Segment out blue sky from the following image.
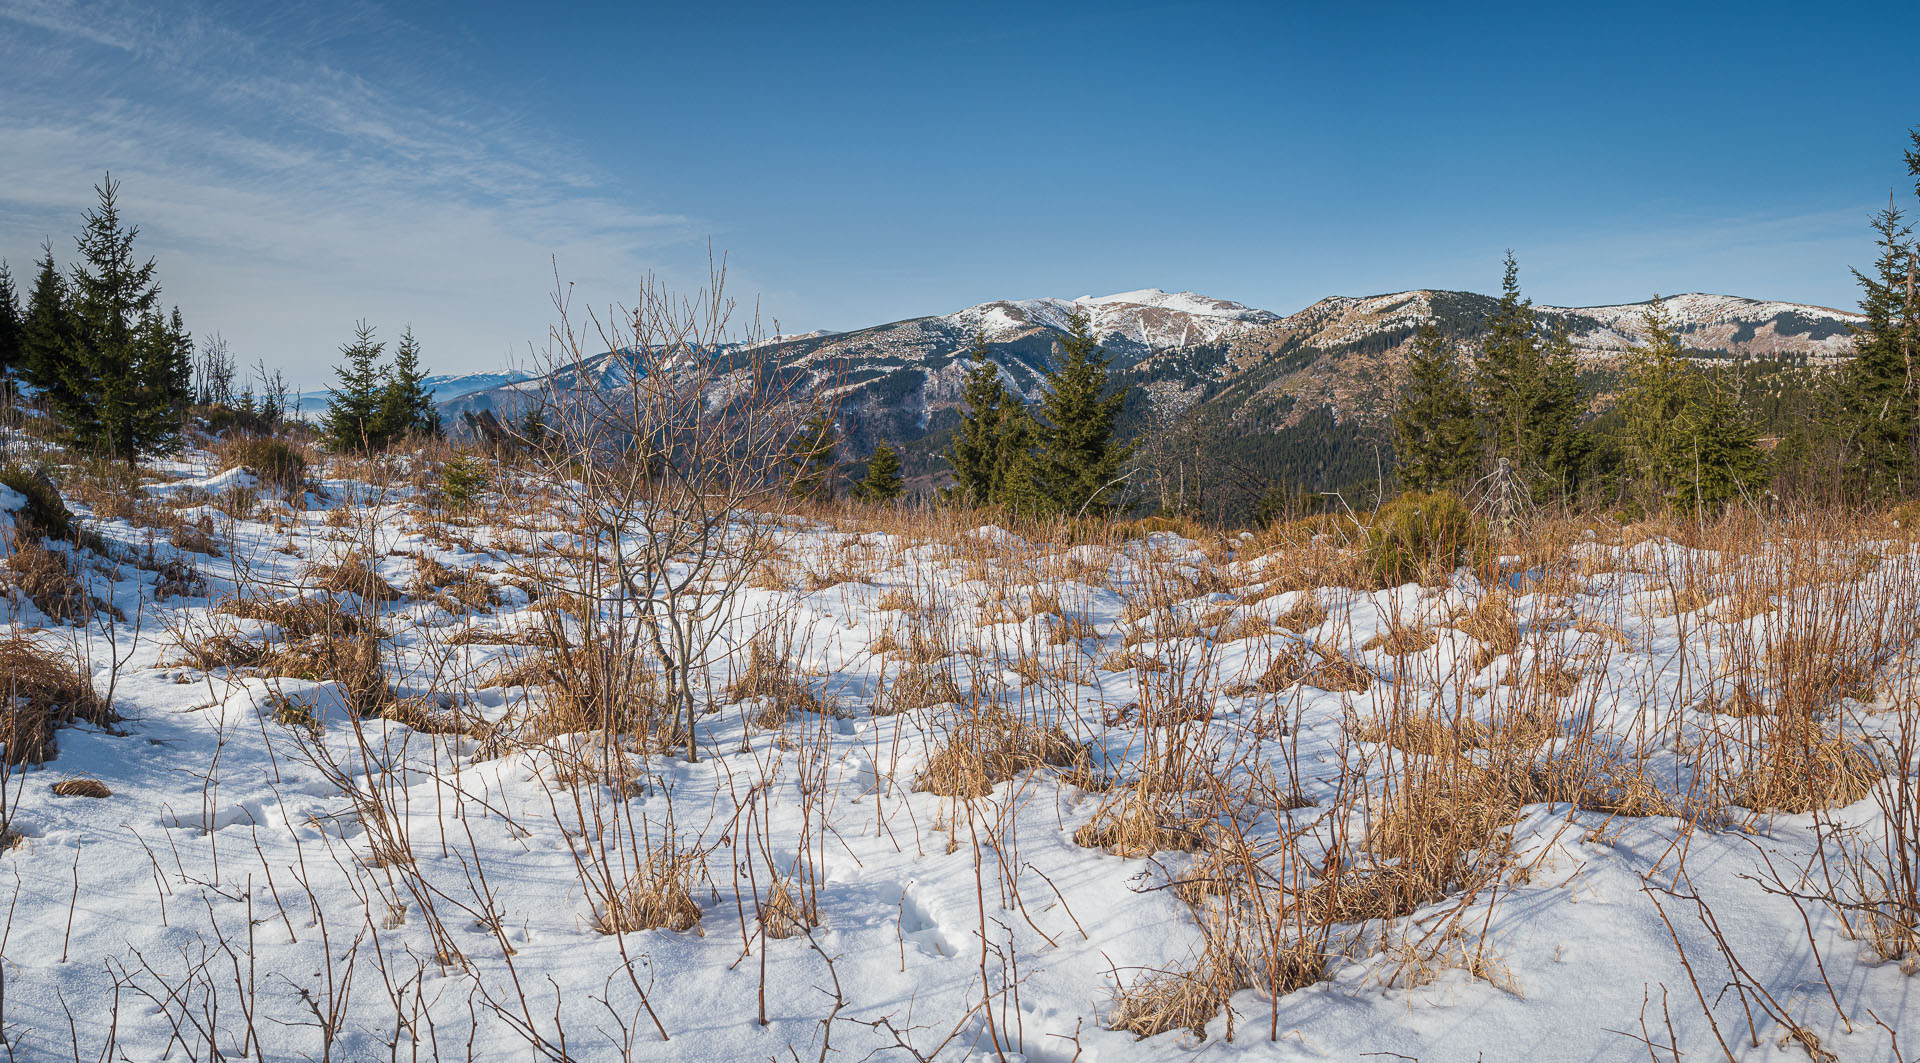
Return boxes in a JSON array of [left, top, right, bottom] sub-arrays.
[[2, 0, 1916, 385]]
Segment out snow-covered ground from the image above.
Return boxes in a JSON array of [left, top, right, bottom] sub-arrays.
[[2, 448, 1918, 1061]]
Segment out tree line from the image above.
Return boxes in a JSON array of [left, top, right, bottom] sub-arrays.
[[0, 174, 312, 460], [1394, 127, 1920, 514], [786, 309, 1135, 517]]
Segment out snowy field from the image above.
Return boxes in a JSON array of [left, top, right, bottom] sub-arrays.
[[3, 446, 1919, 1062]]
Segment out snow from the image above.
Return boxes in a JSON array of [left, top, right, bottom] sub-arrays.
[[2, 451, 1916, 1061]]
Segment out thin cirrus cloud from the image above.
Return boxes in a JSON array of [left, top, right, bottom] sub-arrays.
[[0, 0, 691, 385]]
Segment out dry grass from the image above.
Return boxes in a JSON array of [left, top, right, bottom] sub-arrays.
[[757, 876, 819, 939], [1100, 649, 1169, 673], [0, 637, 112, 765], [916, 709, 1085, 797], [220, 595, 369, 638], [1360, 625, 1437, 655], [307, 555, 404, 601], [1108, 957, 1234, 1040], [595, 849, 703, 934], [877, 666, 962, 714], [1073, 789, 1208, 856], [1275, 593, 1329, 633], [5, 539, 96, 623], [49, 778, 112, 798], [1730, 716, 1878, 814], [726, 638, 825, 726], [1233, 645, 1372, 695]]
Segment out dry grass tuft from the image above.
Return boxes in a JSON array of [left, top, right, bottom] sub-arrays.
[[1100, 649, 1169, 673], [1108, 958, 1234, 1040], [1731, 717, 1878, 814], [757, 877, 818, 939], [50, 777, 113, 798], [219, 595, 368, 638], [307, 555, 404, 601], [1073, 789, 1207, 856], [1276, 593, 1329, 633], [5, 540, 96, 623], [1309, 766, 1524, 922], [1455, 593, 1520, 656], [726, 638, 824, 725], [1353, 712, 1485, 757], [877, 666, 962, 714], [1361, 625, 1437, 655], [916, 709, 1085, 797], [595, 849, 703, 934], [49, 771, 111, 794], [0, 637, 112, 765]]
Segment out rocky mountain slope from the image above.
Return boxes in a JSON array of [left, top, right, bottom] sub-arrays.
[[441, 287, 1859, 501]]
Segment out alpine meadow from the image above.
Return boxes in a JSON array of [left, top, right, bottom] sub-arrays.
[[8, 3, 1920, 1061]]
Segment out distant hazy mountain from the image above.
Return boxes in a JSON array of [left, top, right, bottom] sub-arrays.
[[295, 369, 532, 419]]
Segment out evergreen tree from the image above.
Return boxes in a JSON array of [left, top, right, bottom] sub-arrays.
[[787, 410, 839, 501], [1392, 319, 1481, 491], [322, 322, 389, 452], [945, 331, 1014, 504], [165, 307, 194, 406], [1620, 299, 1769, 512], [19, 242, 72, 404], [1472, 253, 1586, 502], [0, 261, 20, 379], [62, 175, 186, 459], [1021, 310, 1133, 517], [375, 326, 440, 440], [1831, 202, 1916, 498], [854, 439, 905, 502]]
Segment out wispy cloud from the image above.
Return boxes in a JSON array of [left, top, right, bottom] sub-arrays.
[[0, 0, 694, 385]]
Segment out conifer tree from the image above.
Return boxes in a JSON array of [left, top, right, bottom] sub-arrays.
[[0, 261, 20, 379], [1472, 253, 1586, 502], [854, 439, 905, 502], [945, 331, 1014, 504], [1831, 202, 1917, 497], [1022, 310, 1132, 516], [1620, 299, 1769, 512], [165, 307, 194, 405], [1392, 319, 1480, 491], [63, 175, 186, 459], [788, 410, 840, 501], [322, 322, 389, 452], [19, 243, 73, 407], [375, 326, 441, 440]]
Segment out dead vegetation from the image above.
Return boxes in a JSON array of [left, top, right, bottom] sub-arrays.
[[916, 709, 1085, 797], [0, 637, 112, 765]]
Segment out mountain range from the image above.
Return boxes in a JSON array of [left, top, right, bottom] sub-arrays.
[[439, 286, 1860, 508]]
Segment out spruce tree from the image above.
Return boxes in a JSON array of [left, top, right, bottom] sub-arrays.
[[0, 261, 20, 379], [63, 175, 185, 459], [19, 243, 73, 405], [322, 322, 389, 452], [1022, 310, 1132, 517], [1832, 202, 1917, 498], [788, 410, 840, 501], [1472, 253, 1586, 502], [1392, 319, 1480, 491], [165, 307, 194, 406], [854, 439, 905, 502], [946, 331, 1013, 504], [375, 326, 440, 440], [1619, 300, 1768, 512]]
